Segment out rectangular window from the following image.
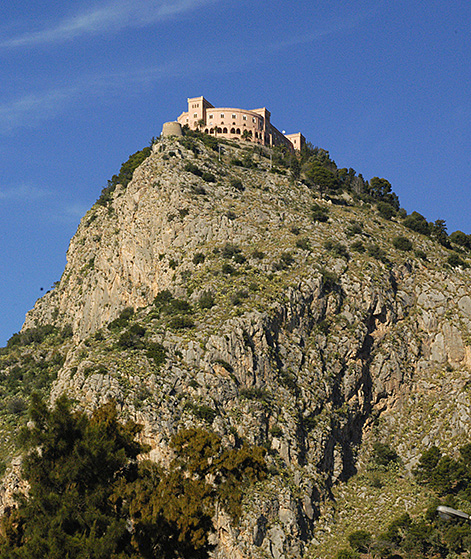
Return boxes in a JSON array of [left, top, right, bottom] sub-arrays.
[[209, 114, 213, 119], [232, 114, 236, 119], [193, 113, 198, 118], [220, 113, 224, 118], [243, 115, 247, 120]]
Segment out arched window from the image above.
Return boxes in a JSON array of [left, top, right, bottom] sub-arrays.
[[217, 127, 222, 133], [255, 132, 258, 139], [210, 128, 214, 134], [230, 128, 235, 134], [204, 129, 209, 134], [236, 128, 241, 134], [223, 127, 228, 133]]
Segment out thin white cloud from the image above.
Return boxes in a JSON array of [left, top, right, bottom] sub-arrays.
[[0, 0, 217, 49], [0, 184, 52, 201], [0, 88, 77, 133], [0, 3, 379, 135]]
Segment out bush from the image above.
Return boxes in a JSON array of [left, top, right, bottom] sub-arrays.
[[118, 324, 146, 349], [202, 171, 216, 183], [169, 316, 195, 329], [377, 201, 397, 220], [448, 253, 468, 268], [221, 243, 242, 259], [146, 342, 166, 367], [230, 178, 244, 191], [199, 291, 215, 309], [251, 249, 265, 259], [403, 211, 430, 235], [367, 244, 389, 263], [273, 252, 294, 271], [311, 203, 329, 222], [231, 290, 249, 306], [345, 222, 362, 237], [193, 252, 206, 265], [372, 442, 398, 467], [348, 530, 372, 552], [97, 146, 151, 205], [221, 263, 236, 275], [450, 230, 470, 248], [324, 240, 349, 259], [107, 307, 134, 330], [187, 404, 217, 423], [296, 237, 311, 250], [392, 236, 413, 251], [351, 240, 365, 253], [184, 161, 203, 177]]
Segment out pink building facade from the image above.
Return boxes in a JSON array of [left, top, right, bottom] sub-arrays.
[[177, 96, 305, 151]]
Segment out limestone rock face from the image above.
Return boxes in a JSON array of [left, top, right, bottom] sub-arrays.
[[8, 136, 471, 557]]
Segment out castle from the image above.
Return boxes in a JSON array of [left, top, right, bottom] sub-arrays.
[[175, 96, 305, 151]]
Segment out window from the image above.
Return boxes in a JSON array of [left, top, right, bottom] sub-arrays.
[[209, 114, 213, 119], [232, 114, 236, 119], [193, 113, 198, 118], [243, 115, 247, 121], [220, 113, 224, 118], [252, 117, 256, 123]]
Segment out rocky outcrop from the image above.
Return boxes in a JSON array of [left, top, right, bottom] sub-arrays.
[[9, 136, 471, 557]]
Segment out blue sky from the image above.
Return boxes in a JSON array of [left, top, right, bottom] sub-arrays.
[[0, 0, 470, 345]]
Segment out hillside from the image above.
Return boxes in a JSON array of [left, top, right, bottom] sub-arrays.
[[1, 132, 471, 558]]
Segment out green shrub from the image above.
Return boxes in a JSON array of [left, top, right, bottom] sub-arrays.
[[231, 290, 249, 306], [97, 146, 151, 205], [222, 263, 236, 275], [251, 249, 265, 259], [311, 203, 329, 222], [448, 253, 468, 268], [372, 442, 398, 467], [351, 240, 365, 253], [345, 222, 362, 237], [118, 324, 146, 349], [334, 549, 360, 559], [202, 171, 216, 183], [221, 243, 242, 259], [107, 307, 134, 330], [392, 236, 413, 251], [348, 530, 372, 552], [367, 244, 389, 263], [199, 291, 215, 309], [240, 387, 271, 403], [296, 237, 311, 250], [193, 252, 205, 265], [289, 226, 301, 235], [324, 240, 349, 259], [320, 269, 338, 292], [146, 342, 166, 367], [187, 404, 217, 423], [377, 201, 397, 220], [403, 211, 430, 235], [169, 316, 195, 329], [233, 253, 246, 264], [273, 252, 294, 270], [230, 178, 244, 191], [269, 425, 283, 438], [184, 161, 203, 177], [450, 230, 470, 248], [414, 249, 428, 260]]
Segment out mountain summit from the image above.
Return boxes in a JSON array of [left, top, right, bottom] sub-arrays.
[[2, 131, 471, 558]]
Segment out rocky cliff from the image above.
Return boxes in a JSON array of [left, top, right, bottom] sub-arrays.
[[2, 134, 471, 557]]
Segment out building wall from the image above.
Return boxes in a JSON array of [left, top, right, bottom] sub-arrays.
[[177, 96, 304, 151]]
